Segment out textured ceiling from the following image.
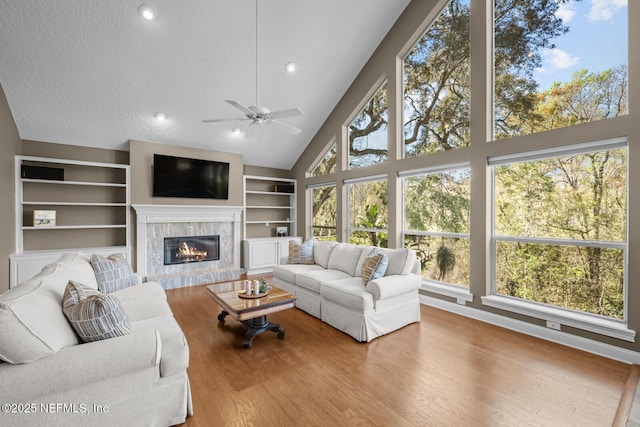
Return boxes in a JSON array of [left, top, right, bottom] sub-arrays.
[[0, 0, 410, 169]]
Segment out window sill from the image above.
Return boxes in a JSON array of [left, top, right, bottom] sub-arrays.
[[481, 295, 635, 342], [422, 280, 474, 303]]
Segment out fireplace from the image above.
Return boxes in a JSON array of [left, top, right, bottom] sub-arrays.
[[164, 235, 220, 266]]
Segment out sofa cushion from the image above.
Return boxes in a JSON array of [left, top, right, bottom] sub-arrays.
[[327, 244, 364, 276], [380, 248, 416, 276], [111, 281, 167, 302], [62, 280, 100, 310], [63, 283, 132, 343], [273, 264, 323, 284], [46, 251, 100, 290], [117, 294, 174, 323], [313, 240, 337, 268], [321, 278, 374, 312], [90, 253, 140, 293], [295, 269, 352, 293], [287, 239, 315, 265], [0, 265, 80, 364], [361, 249, 389, 284]]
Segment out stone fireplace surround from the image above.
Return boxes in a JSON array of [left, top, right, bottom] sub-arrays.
[[132, 204, 243, 289]]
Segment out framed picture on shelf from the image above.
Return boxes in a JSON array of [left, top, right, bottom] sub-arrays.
[[33, 210, 56, 227], [276, 226, 288, 237]]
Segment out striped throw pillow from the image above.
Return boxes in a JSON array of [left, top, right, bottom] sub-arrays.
[[62, 280, 100, 311], [361, 248, 389, 284], [90, 253, 139, 293], [287, 239, 314, 265], [62, 282, 131, 343]]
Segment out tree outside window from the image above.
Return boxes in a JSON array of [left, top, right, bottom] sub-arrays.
[[403, 0, 471, 157], [493, 143, 627, 319], [347, 178, 388, 247], [311, 184, 337, 241], [493, 0, 628, 138], [403, 167, 470, 286], [348, 82, 388, 169]]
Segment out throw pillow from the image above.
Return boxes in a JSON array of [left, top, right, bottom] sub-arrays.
[[361, 248, 389, 284], [62, 280, 100, 311], [90, 253, 139, 293], [287, 239, 314, 265], [63, 292, 132, 343]]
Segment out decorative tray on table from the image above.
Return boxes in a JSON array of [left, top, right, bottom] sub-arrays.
[[237, 289, 270, 299]]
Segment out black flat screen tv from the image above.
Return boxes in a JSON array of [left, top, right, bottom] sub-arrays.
[[153, 154, 229, 199]]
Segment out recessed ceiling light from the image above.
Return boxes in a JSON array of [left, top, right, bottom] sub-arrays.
[[154, 112, 166, 121], [139, 4, 155, 20], [232, 127, 242, 136], [285, 62, 296, 73]]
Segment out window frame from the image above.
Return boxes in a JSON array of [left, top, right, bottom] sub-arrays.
[[400, 162, 473, 301], [307, 181, 337, 241], [484, 137, 633, 341], [345, 174, 388, 246]]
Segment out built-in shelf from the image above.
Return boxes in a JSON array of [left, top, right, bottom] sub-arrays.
[[14, 155, 130, 253], [243, 175, 296, 239]]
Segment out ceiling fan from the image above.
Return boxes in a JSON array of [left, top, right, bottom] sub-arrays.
[[202, 0, 303, 138]]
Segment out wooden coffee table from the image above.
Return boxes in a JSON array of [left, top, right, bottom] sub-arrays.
[[206, 281, 296, 348]]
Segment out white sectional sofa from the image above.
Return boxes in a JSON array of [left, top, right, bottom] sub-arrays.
[[273, 240, 422, 342], [0, 252, 192, 427]]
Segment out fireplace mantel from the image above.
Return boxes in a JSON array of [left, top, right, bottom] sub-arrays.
[[132, 204, 243, 283]]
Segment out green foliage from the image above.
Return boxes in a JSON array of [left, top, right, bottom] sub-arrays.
[[436, 245, 456, 281]]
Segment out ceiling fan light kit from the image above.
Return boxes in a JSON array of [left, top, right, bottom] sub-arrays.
[[201, 0, 303, 138], [138, 4, 155, 20]]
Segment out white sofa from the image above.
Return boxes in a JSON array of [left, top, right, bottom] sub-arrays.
[[0, 252, 192, 427], [272, 240, 422, 342]]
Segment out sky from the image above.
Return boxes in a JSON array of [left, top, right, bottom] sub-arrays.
[[533, 0, 628, 90]]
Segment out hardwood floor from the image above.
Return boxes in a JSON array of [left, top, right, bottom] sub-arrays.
[[167, 282, 631, 426]]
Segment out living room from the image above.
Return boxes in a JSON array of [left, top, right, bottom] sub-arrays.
[[1, 0, 639, 425]]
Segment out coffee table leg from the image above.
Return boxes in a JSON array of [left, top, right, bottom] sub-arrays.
[[217, 310, 229, 322], [241, 316, 286, 348]]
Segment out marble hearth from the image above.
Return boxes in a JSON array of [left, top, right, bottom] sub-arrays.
[[132, 204, 243, 289]]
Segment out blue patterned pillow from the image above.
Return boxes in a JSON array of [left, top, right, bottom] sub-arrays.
[[287, 239, 314, 265], [361, 248, 389, 284], [90, 253, 139, 293]]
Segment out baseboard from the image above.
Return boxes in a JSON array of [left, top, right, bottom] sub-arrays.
[[420, 295, 640, 364]]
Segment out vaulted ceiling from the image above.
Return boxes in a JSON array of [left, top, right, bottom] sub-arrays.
[[0, 0, 410, 169]]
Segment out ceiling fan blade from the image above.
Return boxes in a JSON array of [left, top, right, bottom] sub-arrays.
[[244, 122, 260, 139], [267, 107, 304, 120], [225, 100, 256, 117], [270, 119, 302, 135], [201, 117, 250, 123]]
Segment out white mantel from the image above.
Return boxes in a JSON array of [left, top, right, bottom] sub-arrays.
[[132, 204, 243, 287]]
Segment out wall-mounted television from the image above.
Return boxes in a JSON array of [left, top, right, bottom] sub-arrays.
[[153, 154, 229, 199]]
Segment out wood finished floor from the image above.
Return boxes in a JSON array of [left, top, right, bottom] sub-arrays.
[[167, 282, 631, 427]]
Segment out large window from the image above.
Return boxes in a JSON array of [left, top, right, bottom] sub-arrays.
[[348, 81, 388, 169], [402, 165, 470, 287], [347, 177, 388, 247], [491, 139, 627, 320], [309, 142, 336, 177], [403, 0, 470, 157], [493, 0, 628, 139], [309, 183, 337, 241]]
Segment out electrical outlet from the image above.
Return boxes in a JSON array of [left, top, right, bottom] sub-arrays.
[[456, 298, 466, 305], [546, 320, 561, 330]]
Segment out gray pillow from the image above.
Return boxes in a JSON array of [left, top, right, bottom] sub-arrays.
[[62, 281, 131, 343], [90, 253, 139, 293]]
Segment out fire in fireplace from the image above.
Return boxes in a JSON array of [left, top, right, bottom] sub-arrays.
[[164, 235, 220, 265]]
